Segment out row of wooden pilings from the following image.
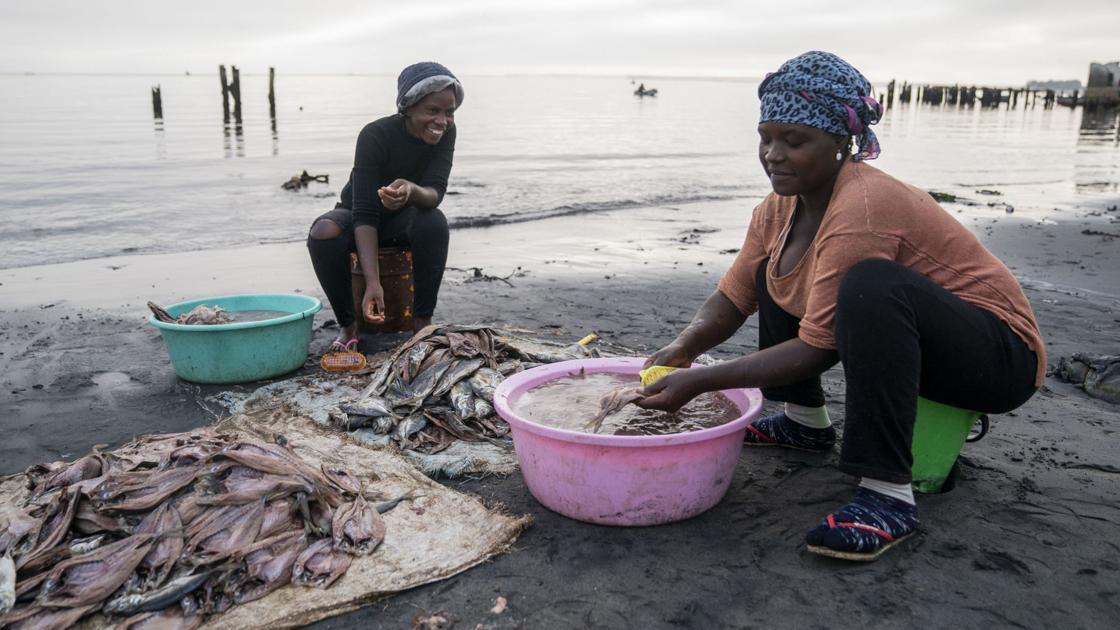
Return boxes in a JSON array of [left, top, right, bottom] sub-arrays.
[[876, 79, 1068, 111], [150, 66, 277, 122]]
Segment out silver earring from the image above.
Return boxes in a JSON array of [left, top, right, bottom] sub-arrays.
[[836, 151, 844, 161]]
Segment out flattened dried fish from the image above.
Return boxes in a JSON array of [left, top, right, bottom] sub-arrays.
[[339, 395, 396, 419], [473, 398, 494, 420], [394, 358, 455, 408], [16, 488, 79, 570], [392, 414, 428, 443], [331, 496, 385, 555], [0, 508, 40, 558], [95, 464, 202, 512], [195, 474, 311, 506], [258, 499, 299, 540], [468, 367, 504, 401], [450, 381, 476, 420], [445, 331, 484, 358], [135, 503, 184, 588], [320, 465, 363, 496], [73, 497, 131, 535], [361, 356, 397, 398], [403, 341, 436, 382], [587, 387, 646, 433], [291, 538, 351, 589], [0, 603, 97, 630], [103, 568, 217, 616], [234, 530, 305, 604], [26, 454, 103, 499], [69, 533, 109, 554], [429, 357, 485, 401], [184, 500, 265, 563], [39, 533, 156, 608]]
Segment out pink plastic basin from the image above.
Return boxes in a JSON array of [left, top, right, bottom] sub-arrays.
[[494, 357, 763, 526]]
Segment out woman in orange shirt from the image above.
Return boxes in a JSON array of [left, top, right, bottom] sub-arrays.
[[639, 51, 1043, 561]]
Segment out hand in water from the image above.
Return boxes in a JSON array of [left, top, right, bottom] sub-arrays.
[[635, 369, 700, 413], [587, 387, 646, 433]]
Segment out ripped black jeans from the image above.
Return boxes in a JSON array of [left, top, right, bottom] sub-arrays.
[[755, 259, 1038, 483], [307, 205, 449, 326]]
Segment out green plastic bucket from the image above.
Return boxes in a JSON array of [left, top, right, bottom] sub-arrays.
[[148, 293, 322, 384], [911, 396, 981, 494]]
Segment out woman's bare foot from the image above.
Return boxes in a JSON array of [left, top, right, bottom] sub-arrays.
[[412, 316, 432, 333]]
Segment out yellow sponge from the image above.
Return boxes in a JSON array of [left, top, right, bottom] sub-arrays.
[[639, 365, 681, 387]]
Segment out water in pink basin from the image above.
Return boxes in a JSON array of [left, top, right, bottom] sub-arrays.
[[493, 357, 763, 526]]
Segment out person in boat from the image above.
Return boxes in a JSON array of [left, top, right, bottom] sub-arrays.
[[638, 82, 646, 94], [638, 51, 1043, 561], [307, 62, 462, 348]]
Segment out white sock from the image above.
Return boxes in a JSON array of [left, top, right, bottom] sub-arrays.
[[860, 477, 916, 505], [783, 402, 831, 429]]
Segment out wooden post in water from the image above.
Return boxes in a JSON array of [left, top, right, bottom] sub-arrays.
[[886, 79, 895, 110], [219, 65, 230, 123], [230, 65, 243, 123], [268, 67, 276, 120], [151, 85, 163, 119]]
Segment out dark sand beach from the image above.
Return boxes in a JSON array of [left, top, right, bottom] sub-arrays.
[[2, 197, 1119, 628]]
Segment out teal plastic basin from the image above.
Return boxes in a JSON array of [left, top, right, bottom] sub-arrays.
[[148, 293, 322, 384]]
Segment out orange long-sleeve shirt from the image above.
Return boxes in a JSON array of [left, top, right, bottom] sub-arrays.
[[718, 160, 1046, 386]]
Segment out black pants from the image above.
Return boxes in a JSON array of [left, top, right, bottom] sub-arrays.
[[755, 259, 1038, 483], [307, 205, 449, 326]]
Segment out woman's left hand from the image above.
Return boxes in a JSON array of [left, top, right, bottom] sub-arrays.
[[378, 179, 413, 210], [635, 368, 704, 413]]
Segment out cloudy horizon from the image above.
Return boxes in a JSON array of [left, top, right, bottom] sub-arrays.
[[3, 0, 1118, 86]]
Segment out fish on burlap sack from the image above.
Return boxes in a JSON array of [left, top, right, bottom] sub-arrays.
[[0, 409, 531, 630]]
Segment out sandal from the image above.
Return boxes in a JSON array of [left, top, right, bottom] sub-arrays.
[[805, 488, 919, 561], [327, 338, 359, 353], [321, 337, 366, 372], [743, 413, 836, 453]]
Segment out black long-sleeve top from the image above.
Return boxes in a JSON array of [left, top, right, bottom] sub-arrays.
[[338, 114, 456, 229]]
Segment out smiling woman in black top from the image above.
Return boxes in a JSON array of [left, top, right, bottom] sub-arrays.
[[307, 62, 463, 347]]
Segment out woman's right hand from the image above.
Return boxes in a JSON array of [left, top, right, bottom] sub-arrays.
[[642, 341, 695, 370], [362, 283, 386, 323]]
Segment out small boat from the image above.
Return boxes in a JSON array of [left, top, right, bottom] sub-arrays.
[[634, 88, 658, 97]]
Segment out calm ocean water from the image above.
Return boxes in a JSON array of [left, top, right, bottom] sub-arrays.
[[0, 73, 1117, 269]]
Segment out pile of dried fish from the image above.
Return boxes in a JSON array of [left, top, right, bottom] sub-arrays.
[[330, 325, 598, 453], [0, 429, 404, 629]]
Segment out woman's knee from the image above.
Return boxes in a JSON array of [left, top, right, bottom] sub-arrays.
[[411, 208, 449, 241], [309, 218, 344, 241]]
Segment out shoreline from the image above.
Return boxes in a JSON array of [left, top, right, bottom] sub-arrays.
[[1, 197, 1116, 313]]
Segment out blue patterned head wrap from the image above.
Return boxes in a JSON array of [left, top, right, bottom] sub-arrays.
[[758, 51, 883, 160], [397, 62, 464, 113]]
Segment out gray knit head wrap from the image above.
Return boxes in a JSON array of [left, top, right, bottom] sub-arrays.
[[396, 62, 464, 113]]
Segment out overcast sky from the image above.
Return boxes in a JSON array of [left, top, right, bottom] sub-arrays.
[[3, 0, 1117, 85]]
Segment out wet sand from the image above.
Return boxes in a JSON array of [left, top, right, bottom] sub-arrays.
[[2, 198, 1119, 627]]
